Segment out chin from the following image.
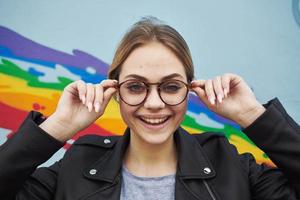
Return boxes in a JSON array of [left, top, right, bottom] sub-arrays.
[[138, 129, 174, 145]]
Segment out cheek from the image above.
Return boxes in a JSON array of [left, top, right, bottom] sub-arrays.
[[172, 101, 188, 121], [119, 102, 136, 126]]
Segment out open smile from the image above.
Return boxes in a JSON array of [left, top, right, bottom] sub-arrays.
[[137, 115, 171, 129]]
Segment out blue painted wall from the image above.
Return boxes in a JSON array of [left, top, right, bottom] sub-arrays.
[[0, 0, 299, 122]]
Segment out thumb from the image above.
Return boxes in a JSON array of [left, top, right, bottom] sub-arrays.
[[191, 80, 213, 107], [100, 87, 117, 112], [192, 86, 207, 103]]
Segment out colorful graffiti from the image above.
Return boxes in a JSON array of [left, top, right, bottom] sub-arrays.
[[0, 26, 273, 166]]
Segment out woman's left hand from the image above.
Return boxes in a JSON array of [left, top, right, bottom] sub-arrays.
[[191, 73, 266, 128]]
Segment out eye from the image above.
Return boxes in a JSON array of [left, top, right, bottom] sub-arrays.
[[161, 81, 183, 93], [125, 81, 146, 93]]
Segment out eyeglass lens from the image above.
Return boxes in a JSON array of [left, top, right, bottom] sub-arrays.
[[119, 80, 188, 106]]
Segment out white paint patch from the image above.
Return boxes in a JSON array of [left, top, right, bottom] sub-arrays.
[[1, 56, 81, 83], [38, 147, 66, 167], [187, 111, 224, 129], [67, 139, 75, 144], [39, 139, 75, 167], [0, 127, 12, 145], [86, 66, 96, 74]]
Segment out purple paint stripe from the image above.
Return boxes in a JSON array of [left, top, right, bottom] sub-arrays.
[[0, 26, 108, 75], [189, 94, 206, 108]]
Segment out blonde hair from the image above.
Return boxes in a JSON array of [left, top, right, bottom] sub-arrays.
[[108, 17, 194, 82]]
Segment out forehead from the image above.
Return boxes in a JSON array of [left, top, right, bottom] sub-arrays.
[[119, 42, 187, 82]]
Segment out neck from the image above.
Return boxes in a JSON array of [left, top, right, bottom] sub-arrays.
[[124, 132, 177, 177]]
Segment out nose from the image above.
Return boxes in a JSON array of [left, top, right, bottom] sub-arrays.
[[143, 86, 165, 109]]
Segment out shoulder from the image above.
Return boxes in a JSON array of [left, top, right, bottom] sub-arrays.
[[62, 135, 122, 160], [192, 131, 225, 143], [178, 127, 227, 145], [187, 130, 254, 173], [179, 127, 231, 150], [190, 131, 241, 157], [73, 134, 121, 149]]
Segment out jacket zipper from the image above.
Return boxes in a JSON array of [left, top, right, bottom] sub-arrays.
[[203, 180, 216, 200]]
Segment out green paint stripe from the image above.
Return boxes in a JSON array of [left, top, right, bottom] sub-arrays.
[[0, 58, 72, 90]]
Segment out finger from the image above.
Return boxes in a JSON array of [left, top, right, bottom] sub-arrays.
[[191, 79, 206, 100], [191, 79, 205, 88], [212, 76, 224, 103], [229, 74, 243, 88], [94, 79, 118, 113], [221, 74, 231, 97], [205, 79, 216, 105], [85, 83, 95, 112], [99, 87, 117, 113], [222, 73, 243, 96], [76, 80, 87, 104], [94, 84, 103, 112], [100, 79, 118, 89], [192, 86, 209, 105]]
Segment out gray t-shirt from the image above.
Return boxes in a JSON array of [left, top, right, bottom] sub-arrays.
[[120, 165, 176, 200]]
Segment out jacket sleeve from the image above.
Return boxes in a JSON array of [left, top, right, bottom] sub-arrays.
[[241, 98, 300, 199], [0, 111, 64, 199]]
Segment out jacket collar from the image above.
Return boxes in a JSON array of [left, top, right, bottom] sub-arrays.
[[83, 128, 130, 183], [84, 127, 215, 182], [175, 127, 215, 179]]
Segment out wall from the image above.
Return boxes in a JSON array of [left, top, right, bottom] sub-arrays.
[[0, 0, 299, 166]]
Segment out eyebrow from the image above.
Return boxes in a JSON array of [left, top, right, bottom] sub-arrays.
[[124, 73, 185, 82]]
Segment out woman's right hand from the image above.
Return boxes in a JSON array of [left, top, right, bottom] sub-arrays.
[[39, 79, 118, 142]]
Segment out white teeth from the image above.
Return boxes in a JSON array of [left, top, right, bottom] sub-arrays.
[[140, 116, 168, 125]]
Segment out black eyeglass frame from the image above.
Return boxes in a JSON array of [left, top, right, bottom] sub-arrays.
[[116, 79, 192, 106]]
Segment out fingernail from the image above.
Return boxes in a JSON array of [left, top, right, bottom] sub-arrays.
[[88, 102, 92, 112], [209, 97, 215, 105], [218, 95, 223, 103], [226, 88, 230, 95], [224, 89, 227, 98], [81, 96, 86, 104], [94, 103, 100, 112]]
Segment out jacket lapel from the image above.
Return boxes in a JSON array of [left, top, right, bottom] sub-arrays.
[[81, 127, 217, 200], [175, 128, 218, 200], [82, 129, 131, 200]]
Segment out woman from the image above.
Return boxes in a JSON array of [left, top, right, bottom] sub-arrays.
[[0, 17, 299, 200]]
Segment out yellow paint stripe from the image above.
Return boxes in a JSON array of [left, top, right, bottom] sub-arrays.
[[229, 135, 274, 166], [0, 74, 60, 98]]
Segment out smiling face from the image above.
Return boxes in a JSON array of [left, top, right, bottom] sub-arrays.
[[118, 41, 188, 145]]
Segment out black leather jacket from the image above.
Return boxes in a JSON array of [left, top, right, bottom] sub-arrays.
[[0, 98, 299, 199]]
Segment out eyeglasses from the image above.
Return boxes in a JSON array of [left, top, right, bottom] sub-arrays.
[[117, 79, 190, 106]]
